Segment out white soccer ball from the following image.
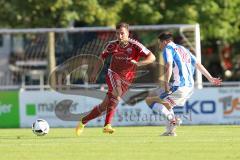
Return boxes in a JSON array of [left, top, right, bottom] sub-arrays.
[[32, 119, 50, 136]]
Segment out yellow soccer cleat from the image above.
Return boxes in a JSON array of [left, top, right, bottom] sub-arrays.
[[75, 121, 85, 136], [103, 124, 115, 134]]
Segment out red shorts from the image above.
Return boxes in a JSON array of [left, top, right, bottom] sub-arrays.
[[106, 69, 130, 98]]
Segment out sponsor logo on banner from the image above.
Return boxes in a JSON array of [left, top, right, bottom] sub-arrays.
[[218, 88, 240, 120], [219, 96, 240, 118], [0, 91, 19, 127], [173, 100, 216, 115], [185, 100, 216, 114], [25, 101, 78, 117], [0, 103, 12, 115], [96, 107, 174, 124]]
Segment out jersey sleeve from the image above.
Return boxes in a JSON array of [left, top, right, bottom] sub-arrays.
[[100, 42, 114, 59], [139, 45, 151, 57], [162, 47, 173, 64], [130, 39, 151, 57]]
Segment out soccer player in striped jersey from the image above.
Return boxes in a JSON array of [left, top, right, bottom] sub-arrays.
[[76, 22, 156, 136], [145, 32, 222, 136]]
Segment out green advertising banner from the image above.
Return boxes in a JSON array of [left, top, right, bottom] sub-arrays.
[[0, 91, 19, 128]]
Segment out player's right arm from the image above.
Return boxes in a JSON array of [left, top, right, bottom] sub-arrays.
[[89, 56, 104, 83], [163, 48, 173, 92], [89, 42, 113, 83]]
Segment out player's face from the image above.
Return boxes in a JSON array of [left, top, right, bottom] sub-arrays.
[[116, 27, 129, 43], [158, 39, 168, 50], [158, 39, 164, 50]]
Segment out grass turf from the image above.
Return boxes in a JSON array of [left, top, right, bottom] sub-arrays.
[[0, 125, 239, 160]]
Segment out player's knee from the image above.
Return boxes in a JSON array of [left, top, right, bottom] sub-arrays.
[[112, 91, 121, 98], [109, 96, 119, 106], [99, 103, 107, 112], [117, 96, 121, 101], [112, 87, 122, 97]]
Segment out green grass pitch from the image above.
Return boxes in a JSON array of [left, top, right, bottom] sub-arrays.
[[0, 125, 239, 160]]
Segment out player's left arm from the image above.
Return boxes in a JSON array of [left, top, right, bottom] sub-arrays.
[[131, 52, 156, 67], [130, 41, 156, 66], [195, 62, 222, 86], [188, 50, 222, 86]]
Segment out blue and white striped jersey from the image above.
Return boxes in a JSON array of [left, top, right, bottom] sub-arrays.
[[163, 42, 197, 87]]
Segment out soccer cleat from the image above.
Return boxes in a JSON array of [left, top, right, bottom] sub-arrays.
[[164, 117, 181, 137], [103, 124, 115, 134], [175, 117, 182, 126], [75, 121, 85, 136]]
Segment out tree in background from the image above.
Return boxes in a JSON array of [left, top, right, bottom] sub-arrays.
[[0, 0, 239, 43], [0, 0, 239, 81]]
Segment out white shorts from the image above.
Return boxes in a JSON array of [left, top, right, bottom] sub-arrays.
[[154, 86, 194, 106]]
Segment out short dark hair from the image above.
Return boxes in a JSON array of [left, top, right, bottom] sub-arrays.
[[158, 31, 173, 41], [116, 22, 129, 30]]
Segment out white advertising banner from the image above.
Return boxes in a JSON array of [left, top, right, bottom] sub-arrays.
[[19, 90, 162, 127], [180, 87, 240, 124], [19, 87, 240, 127]]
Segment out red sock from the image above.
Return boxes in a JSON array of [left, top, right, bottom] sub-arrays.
[[82, 105, 104, 124], [104, 104, 117, 126]]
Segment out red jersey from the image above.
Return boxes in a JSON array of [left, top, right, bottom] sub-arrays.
[[100, 38, 151, 83]]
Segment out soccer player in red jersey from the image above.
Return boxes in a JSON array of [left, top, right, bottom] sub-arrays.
[[76, 22, 156, 136]]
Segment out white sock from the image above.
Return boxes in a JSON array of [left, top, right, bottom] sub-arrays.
[[169, 108, 175, 118], [166, 108, 176, 133], [151, 103, 174, 121]]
